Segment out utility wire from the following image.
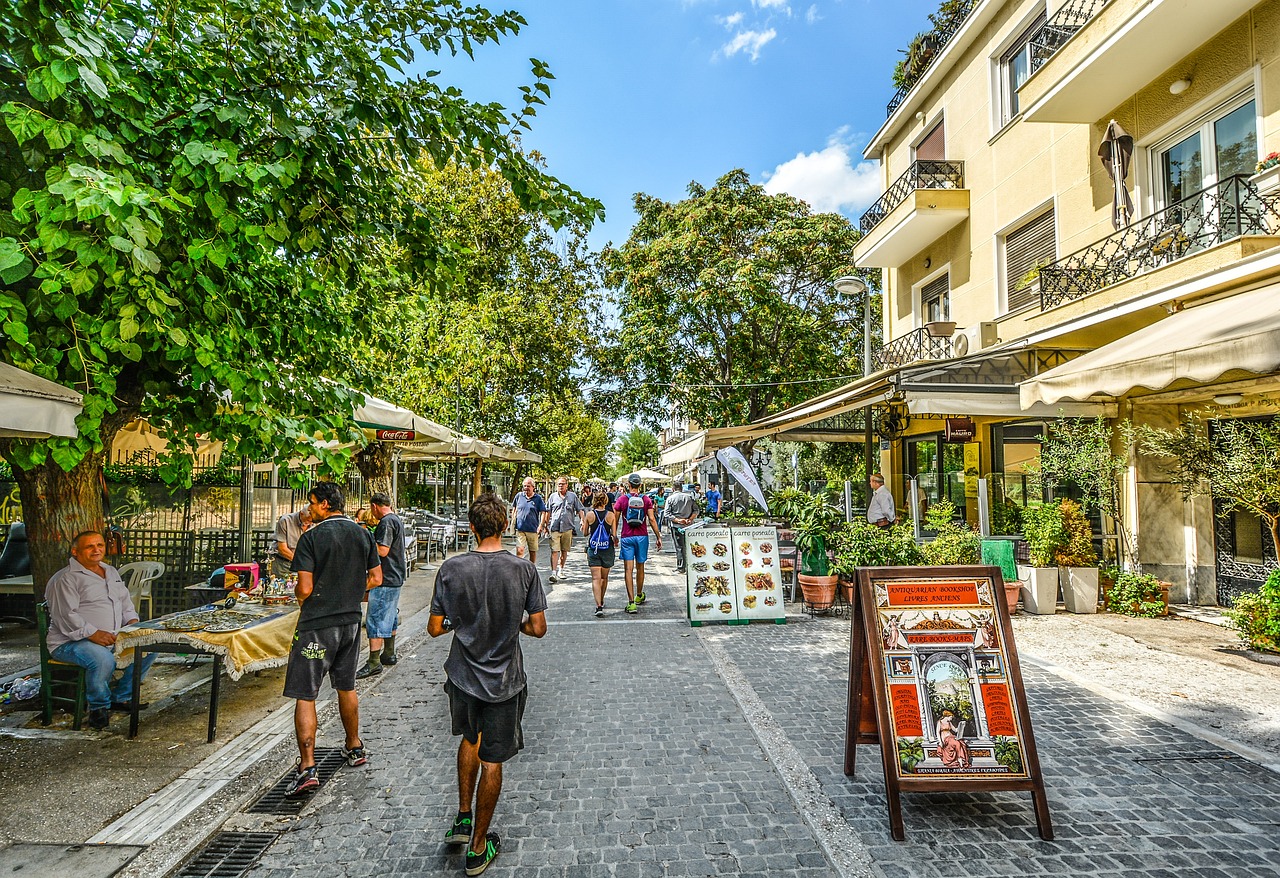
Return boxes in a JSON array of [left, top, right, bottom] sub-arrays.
[[584, 374, 860, 391]]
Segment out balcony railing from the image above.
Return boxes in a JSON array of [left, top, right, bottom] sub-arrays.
[[1038, 174, 1280, 310], [859, 160, 965, 235], [1028, 0, 1111, 75], [876, 327, 954, 370], [885, 0, 979, 117]]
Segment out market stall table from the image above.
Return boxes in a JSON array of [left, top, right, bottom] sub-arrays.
[[114, 601, 299, 742]]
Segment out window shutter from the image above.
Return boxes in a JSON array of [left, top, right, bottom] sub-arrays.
[[1005, 209, 1056, 312], [921, 273, 950, 320]]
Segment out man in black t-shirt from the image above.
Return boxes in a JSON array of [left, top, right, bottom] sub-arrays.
[[429, 492, 547, 877], [357, 492, 406, 679], [283, 482, 382, 797]]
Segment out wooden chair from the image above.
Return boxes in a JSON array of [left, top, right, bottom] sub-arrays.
[[35, 602, 86, 730]]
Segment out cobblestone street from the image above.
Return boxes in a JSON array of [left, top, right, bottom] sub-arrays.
[[238, 547, 1280, 878]]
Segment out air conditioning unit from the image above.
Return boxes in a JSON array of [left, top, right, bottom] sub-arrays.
[[951, 321, 999, 357]]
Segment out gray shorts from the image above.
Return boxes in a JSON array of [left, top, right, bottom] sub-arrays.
[[283, 623, 361, 699], [446, 680, 527, 763]]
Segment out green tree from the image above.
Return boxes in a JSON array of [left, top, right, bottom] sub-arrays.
[[614, 426, 659, 476], [0, 0, 600, 586], [602, 169, 869, 430]]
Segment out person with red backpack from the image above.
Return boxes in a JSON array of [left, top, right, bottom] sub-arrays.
[[612, 473, 662, 615]]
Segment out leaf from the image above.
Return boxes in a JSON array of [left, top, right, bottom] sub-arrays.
[[77, 65, 108, 99], [132, 245, 161, 273], [204, 191, 227, 217], [119, 315, 139, 340], [0, 239, 25, 272], [108, 235, 132, 252], [4, 321, 29, 344], [3, 102, 44, 145], [50, 59, 79, 84]]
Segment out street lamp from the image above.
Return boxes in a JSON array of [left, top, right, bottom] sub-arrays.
[[834, 274, 876, 504]]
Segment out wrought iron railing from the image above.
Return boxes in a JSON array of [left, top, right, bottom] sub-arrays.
[[876, 327, 954, 369], [859, 160, 965, 235], [1038, 174, 1280, 310], [1028, 0, 1111, 75], [886, 0, 979, 117]]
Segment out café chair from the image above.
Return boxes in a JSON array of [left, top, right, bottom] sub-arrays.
[[36, 601, 87, 730], [118, 561, 165, 621]]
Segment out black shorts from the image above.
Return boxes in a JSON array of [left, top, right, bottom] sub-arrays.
[[283, 623, 361, 700], [445, 680, 527, 763], [586, 547, 615, 568]]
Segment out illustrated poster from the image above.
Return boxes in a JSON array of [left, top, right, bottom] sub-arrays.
[[685, 526, 738, 622], [728, 526, 784, 621]]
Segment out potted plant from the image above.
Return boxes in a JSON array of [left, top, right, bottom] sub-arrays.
[[828, 519, 925, 604], [920, 500, 981, 564], [792, 495, 842, 608], [1055, 499, 1099, 613], [1017, 501, 1064, 614], [924, 320, 957, 338], [1252, 151, 1280, 197], [1104, 570, 1168, 617], [1225, 569, 1280, 659]]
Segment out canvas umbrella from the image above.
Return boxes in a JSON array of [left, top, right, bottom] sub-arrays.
[[1099, 119, 1135, 230], [0, 363, 82, 438], [630, 467, 670, 481]]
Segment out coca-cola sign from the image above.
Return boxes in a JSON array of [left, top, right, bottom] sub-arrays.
[[375, 429, 415, 441]]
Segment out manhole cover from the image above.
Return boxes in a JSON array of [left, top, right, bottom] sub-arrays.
[[175, 832, 277, 878], [247, 748, 346, 815]]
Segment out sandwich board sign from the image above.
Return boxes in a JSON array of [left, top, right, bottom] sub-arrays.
[[844, 565, 1052, 841]]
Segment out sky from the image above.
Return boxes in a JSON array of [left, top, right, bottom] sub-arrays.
[[425, 0, 942, 249]]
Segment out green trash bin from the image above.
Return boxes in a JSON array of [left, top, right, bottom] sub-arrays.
[[981, 538, 1017, 583]]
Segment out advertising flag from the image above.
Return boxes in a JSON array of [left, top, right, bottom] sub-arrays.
[[715, 446, 769, 514]]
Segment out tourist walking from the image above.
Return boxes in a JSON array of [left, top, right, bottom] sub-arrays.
[[582, 490, 617, 617], [613, 473, 662, 614], [283, 482, 382, 796], [428, 492, 548, 876], [543, 476, 584, 583], [664, 481, 697, 574], [512, 478, 546, 565], [704, 480, 722, 519], [357, 492, 406, 679]]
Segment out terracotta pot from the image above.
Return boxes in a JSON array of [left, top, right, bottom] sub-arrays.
[[838, 576, 856, 606], [1157, 580, 1172, 616], [1003, 580, 1022, 615], [798, 573, 839, 609]]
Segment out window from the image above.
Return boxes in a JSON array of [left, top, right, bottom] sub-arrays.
[[915, 120, 946, 161], [997, 13, 1046, 127], [1003, 207, 1056, 312], [921, 273, 950, 323], [1155, 94, 1258, 207]]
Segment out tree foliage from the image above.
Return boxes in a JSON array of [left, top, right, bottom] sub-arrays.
[[602, 169, 868, 429], [614, 426, 659, 476]]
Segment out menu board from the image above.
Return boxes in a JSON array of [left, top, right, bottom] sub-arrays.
[[684, 524, 785, 624], [730, 526, 785, 621]]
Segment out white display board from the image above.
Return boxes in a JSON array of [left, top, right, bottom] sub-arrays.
[[684, 524, 785, 625], [730, 526, 785, 621]]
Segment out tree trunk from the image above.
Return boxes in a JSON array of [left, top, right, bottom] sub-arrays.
[[12, 451, 108, 597], [353, 442, 393, 498], [472, 460, 484, 498], [1268, 515, 1280, 565]]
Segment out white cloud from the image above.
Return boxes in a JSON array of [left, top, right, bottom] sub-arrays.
[[762, 130, 882, 216], [805, 4, 820, 24], [753, 0, 791, 10], [718, 28, 778, 62], [719, 11, 744, 27]]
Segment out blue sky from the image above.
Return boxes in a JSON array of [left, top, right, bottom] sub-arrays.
[[427, 0, 941, 248]]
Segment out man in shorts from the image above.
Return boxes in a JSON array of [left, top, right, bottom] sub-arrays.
[[704, 480, 722, 519], [511, 478, 546, 566], [357, 492, 406, 679], [429, 492, 547, 876], [613, 473, 662, 615], [283, 482, 382, 797], [543, 476, 584, 583]]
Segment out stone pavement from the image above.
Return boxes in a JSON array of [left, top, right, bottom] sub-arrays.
[[237, 543, 1280, 878]]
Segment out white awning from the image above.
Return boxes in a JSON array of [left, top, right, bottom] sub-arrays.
[[1020, 285, 1280, 407], [0, 363, 82, 438], [906, 391, 1115, 419], [353, 393, 454, 442], [659, 431, 705, 468]]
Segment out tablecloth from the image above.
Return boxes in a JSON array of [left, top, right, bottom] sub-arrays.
[[114, 603, 300, 680]]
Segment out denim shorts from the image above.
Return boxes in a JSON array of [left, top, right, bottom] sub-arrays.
[[365, 586, 402, 638], [619, 535, 649, 563]]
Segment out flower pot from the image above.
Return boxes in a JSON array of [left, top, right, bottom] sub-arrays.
[[1251, 163, 1280, 197], [839, 575, 857, 606], [1002, 580, 1022, 615], [1017, 565, 1059, 615], [798, 573, 839, 609], [1060, 567, 1099, 614], [1156, 580, 1172, 616], [925, 320, 957, 338]]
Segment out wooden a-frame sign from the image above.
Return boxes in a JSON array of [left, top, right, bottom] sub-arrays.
[[844, 565, 1053, 841]]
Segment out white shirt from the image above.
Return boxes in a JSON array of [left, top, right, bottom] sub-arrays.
[[44, 557, 138, 651], [867, 484, 897, 525]]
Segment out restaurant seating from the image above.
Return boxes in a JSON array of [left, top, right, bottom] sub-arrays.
[[118, 561, 165, 621], [36, 602, 86, 730]]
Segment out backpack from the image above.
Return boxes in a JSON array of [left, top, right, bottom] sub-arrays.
[[588, 511, 612, 552], [625, 494, 647, 527]]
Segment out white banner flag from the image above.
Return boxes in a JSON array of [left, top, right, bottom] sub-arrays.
[[715, 446, 769, 514]]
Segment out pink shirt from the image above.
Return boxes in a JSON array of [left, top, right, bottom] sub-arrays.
[[614, 492, 654, 538]]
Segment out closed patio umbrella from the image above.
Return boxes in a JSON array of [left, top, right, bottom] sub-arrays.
[[1099, 119, 1134, 230]]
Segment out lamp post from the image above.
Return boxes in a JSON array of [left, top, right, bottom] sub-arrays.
[[834, 274, 875, 504]]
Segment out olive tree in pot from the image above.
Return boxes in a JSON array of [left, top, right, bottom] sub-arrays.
[[1018, 501, 1065, 614], [1055, 499, 1100, 613]]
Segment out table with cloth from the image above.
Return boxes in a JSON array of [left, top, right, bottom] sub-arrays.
[[114, 602, 299, 742]]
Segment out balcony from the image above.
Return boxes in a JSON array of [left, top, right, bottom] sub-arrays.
[[854, 161, 968, 268], [1038, 175, 1280, 310], [876, 327, 954, 370], [1019, 0, 1257, 124], [885, 0, 979, 117]]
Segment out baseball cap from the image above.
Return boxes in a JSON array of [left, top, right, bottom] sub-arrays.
[[628, 473, 642, 487]]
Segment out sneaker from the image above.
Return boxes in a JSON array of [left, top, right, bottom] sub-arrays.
[[625, 601, 638, 614], [548, 573, 558, 583], [466, 833, 501, 876], [594, 605, 604, 618], [443, 812, 473, 845], [559, 567, 566, 579], [636, 591, 647, 605], [342, 742, 368, 767], [284, 763, 319, 798]]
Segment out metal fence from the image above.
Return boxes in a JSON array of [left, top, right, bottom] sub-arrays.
[[1028, 0, 1110, 76], [859, 160, 965, 235], [877, 327, 955, 369]]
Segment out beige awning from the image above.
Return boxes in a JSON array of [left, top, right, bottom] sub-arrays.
[[0, 363, 82, 438], [907, 391, 1115, 419], [744, 373, 893, 435], [1020, 285, 1280, 407], [658, 426, 757, 469]]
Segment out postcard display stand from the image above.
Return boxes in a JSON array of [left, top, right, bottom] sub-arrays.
[[684, 525, 786, 625], [844, 565, 1052, 841]]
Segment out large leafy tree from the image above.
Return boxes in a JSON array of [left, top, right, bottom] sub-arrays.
[[0, 0, 600, 586], [602, 169, 869, 430], [614, 426, 659, 476]]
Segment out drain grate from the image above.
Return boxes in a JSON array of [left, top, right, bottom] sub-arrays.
[[175, 832, 278, 878], [247, 748, 346, 814]]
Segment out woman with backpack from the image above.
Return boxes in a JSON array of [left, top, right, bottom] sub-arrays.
[[582, 490, 617, 618]]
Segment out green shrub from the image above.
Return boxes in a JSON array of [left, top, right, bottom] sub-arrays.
[[1021, 501, 1067, 567], [1054, 499, 1097, 567], [1226, 569, 1280, 653], [920, 499, 981, 565], [1105, 571, 1166, 617], [829, 519, 924, 574]]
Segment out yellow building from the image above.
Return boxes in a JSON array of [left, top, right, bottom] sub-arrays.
[[719, 0, 1280, 606]]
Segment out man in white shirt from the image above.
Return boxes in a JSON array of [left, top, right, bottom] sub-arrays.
[[542, 476, 585, 583], [866, 473, 897, 528]]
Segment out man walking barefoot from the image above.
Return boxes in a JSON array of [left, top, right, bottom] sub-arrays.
[[613, 473, 662, 614], [283, 482, 382, 796], [429, 492, 548, 876]]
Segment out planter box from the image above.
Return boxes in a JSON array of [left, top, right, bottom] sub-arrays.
[[1252, 164, 1280, 197], [1060, 567, 1099, 614], [1018, 565, 1059, 615]]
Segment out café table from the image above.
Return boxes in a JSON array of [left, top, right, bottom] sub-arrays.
[[114, 601, 300, 742]]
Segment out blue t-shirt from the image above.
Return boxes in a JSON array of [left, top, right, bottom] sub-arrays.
[[513, 492, 547, 533], [705, 489, 722, 515]]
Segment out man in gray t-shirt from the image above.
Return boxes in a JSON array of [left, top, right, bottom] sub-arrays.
[[357, 493, 407, 679], [429, 492, 547, 874], [664, 481, 697, 574]]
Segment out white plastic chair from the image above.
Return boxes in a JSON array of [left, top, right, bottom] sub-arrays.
[[118, 561, 165, 620]]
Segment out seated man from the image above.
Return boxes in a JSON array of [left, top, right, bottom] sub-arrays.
[[44, 531, 157, 730]]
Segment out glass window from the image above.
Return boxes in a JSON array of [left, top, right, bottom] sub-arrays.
[[921, 273, 950, 323], [1157, 97, 1257, 205], [998, 13, 1046, 127]]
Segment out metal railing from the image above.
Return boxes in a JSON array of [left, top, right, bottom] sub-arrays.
[[1039, 174, 1280, 310], [859, 160, 965, 235], [886, 0, 979, 117], [1028, 0, 1111, 75], [876, 327, 954, 369]]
